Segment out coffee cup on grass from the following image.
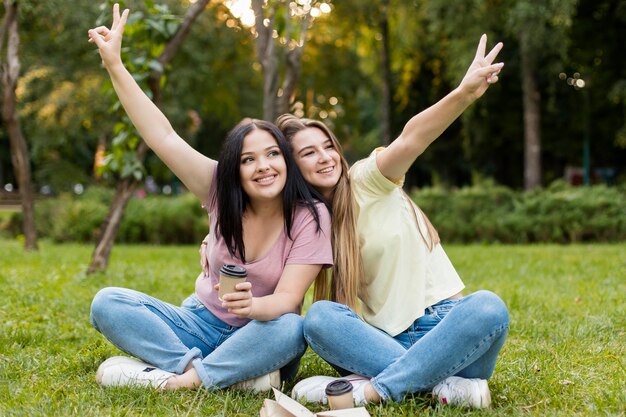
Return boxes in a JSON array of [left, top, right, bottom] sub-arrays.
[[325, 379, 353, 410]]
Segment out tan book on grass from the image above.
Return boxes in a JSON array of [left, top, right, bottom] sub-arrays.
[[259, 388, 370, 417]]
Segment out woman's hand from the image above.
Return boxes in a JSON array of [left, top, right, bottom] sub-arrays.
[[87, 3, 129, 69], [458, 34, 504, 100], [219, 282, 254, 318], [199, 235, 210, 276], [376, 34, 504, 181]]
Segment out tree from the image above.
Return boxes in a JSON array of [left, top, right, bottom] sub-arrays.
[[0, 0, 38, 250], [17, 0, 113, 194], [250, 0, 330, 121], [332, 0, 395, 145], [504, 0, 577, 189], [87, 0, 210, 273], [571, 0, 626, 178], [423, 0, 578, 189]]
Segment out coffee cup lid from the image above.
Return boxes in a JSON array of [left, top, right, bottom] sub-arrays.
[[325, 379, 353, 396], [219, 264, 247, 277]]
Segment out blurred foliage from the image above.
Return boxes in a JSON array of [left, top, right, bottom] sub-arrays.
[[0, 0, 625, 193], [96, 0, 182, 182], [2, 182, 623, 244], [412, 180, 626, 243], [2, 186, 207, 244]]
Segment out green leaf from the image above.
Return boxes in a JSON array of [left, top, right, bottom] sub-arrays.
[[148, 59, 164, 73]]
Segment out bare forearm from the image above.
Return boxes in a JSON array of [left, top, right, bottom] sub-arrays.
[[377, 35, 504, 181], [104, 62, 214, 202], [88, 5, 215, 203], [377, 88, 474, 181], [106, 62, 175, 149], [224, 265, 320, 322], [247, 293, 301, 322], [401, 87, 475, 155]]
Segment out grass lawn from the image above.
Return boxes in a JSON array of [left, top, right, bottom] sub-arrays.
[[0, 238, 624, 416]]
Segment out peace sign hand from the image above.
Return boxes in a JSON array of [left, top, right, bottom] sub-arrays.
[[459, 34, 504, 100], [87, 3, 129, 69]]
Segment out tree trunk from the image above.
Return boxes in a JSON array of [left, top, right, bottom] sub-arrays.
[[1, 0, 38, 250], [252, 0, 278, 122], [380, 0, 392, 145], [276, 9, 309, 117], [520, 33, 542, 190], [88, 0, 210, 273], [87, 179, 136, 272], [253, 0, 309, 122]]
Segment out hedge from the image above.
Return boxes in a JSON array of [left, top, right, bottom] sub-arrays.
[[1, 187, 207, 244], [2, 182, 625, 244], [413, 180, 626, 243]]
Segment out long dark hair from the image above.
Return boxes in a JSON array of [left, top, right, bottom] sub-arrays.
[[214, 119, 329, 262]]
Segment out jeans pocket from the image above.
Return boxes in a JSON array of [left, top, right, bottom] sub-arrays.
[[429, 299, 460, 321], [181, 294, 205, 311]]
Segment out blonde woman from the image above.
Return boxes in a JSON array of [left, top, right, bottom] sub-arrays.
[[277, 35, 509, 408]]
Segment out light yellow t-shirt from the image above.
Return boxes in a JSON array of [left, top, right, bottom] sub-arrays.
[[349, 149, 465, 336]]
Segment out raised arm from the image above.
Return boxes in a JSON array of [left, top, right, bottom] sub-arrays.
[[88, 4, 215, 204], [377, 34, 504, 182]]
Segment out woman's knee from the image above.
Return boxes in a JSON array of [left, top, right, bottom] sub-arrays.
[[274, 312, 304, 334], [470, 290, 510, 328], [89, 287, 132, 329], [303, 300, 344, 340], [269, 313, 307, 356]]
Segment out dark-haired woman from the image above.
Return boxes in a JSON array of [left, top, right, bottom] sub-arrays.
[[88, 4, 332, 391]]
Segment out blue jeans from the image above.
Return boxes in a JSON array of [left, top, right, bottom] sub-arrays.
[[303, 290, 509, 402], [90, 287, 305, 389]]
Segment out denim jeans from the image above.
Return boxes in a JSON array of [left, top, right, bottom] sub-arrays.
[[303, 290, 509, 402], [90, 287, 305, 389]]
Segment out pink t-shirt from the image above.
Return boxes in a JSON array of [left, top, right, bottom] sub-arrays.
[[195, 168, 333, 327]]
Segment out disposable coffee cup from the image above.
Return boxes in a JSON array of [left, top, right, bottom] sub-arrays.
[[325, 379, 353, 410], [218, 264, 247, 301]]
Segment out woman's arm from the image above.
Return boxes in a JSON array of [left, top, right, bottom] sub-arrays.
[[222, 203, 333, 321], [222, 264, 323, 321], [88, 4, 215, 204], [377, 34, 504, 182]]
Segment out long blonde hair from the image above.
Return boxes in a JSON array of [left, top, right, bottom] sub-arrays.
[[276, 114, 364, 310]]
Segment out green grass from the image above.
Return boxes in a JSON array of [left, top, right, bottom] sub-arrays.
[[1, 239, 624, 416]]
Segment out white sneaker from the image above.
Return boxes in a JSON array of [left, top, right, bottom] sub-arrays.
[[95, 356, 174, 389], [432, 376, 491, 408], [231, 369, 281, 393], [291, 374, 370, 406]]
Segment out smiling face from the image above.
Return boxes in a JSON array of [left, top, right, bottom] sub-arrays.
[[291, 127, 342, 200], [239, 128, 287, 203]]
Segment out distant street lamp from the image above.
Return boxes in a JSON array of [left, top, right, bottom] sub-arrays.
[[559, 72, 590, 185]]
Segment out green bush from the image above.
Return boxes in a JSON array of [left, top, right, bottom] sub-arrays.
[[118, 193, 207, 244], [50, 195, 110, 242], [3, 183, 624, 244], [412, 182, 626, 243], [3, 188, 208, 244]]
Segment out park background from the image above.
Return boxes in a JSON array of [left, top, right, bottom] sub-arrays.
[[0, 0, 625, 416]]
